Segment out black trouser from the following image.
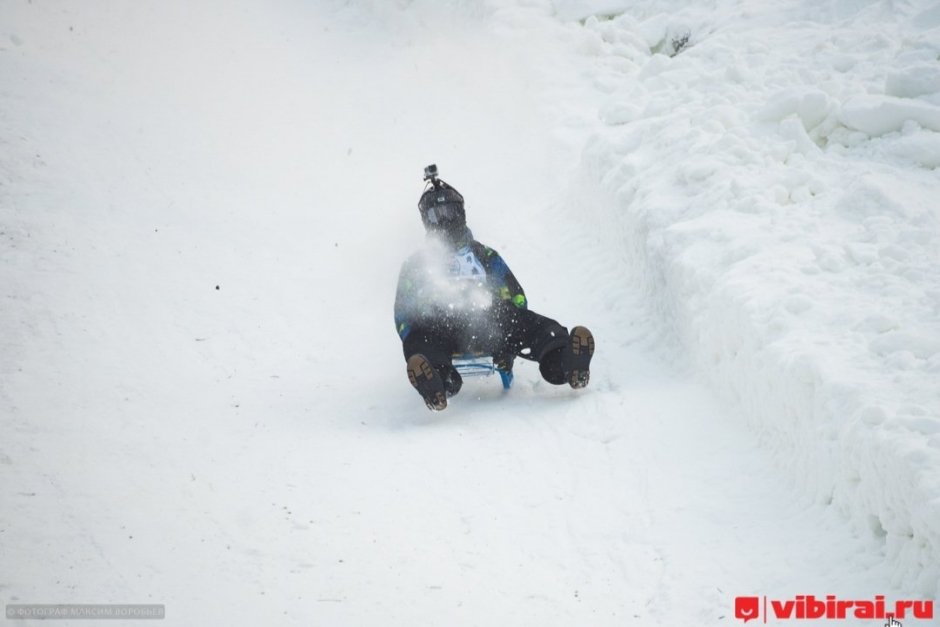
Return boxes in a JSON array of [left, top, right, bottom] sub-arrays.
[[402, 304, 570, 386]]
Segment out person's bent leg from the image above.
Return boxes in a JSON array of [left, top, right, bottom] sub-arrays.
[[495, 307, 568, 384], [496, 306, 594, 388]]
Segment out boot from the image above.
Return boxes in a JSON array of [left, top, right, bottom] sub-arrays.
[[406, 354, 447, 411], [565, 326, 595, 389]]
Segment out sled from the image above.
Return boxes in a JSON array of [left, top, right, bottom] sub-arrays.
[[452, 353, 514, 390]]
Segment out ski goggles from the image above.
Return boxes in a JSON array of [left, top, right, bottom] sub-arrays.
[[424, 202, 464, 225]]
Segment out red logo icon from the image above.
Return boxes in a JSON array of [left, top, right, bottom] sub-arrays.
[[736, 596, 760, 623]]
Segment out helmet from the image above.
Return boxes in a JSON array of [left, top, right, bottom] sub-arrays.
[[418, 165, 466, 235]]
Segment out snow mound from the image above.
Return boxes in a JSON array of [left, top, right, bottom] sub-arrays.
[[758, 88, 835, 132], [840, 95, 940, 136], [552, 0, 633, 21], [564, 0, 940, 600], [886, 64, 940, 99]]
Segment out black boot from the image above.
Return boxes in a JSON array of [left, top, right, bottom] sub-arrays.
[[406, 354, 447, 411], [441, 365, 463, 398]]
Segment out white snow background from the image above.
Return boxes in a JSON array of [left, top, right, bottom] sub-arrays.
[[1, 0, 938, 625]]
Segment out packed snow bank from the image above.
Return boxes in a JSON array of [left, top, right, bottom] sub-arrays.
[[542, 0, 940, 598]]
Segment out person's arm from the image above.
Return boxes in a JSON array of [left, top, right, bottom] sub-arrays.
[[477, 243, 527, 309], [394, 258, 418, 339]]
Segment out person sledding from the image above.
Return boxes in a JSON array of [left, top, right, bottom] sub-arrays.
[[394, 164, 595, 411]]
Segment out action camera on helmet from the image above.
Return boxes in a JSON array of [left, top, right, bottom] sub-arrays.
[[418, 164, 466, 235]]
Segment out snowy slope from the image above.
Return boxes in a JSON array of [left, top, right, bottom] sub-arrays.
[[1, 0, 937, 625]]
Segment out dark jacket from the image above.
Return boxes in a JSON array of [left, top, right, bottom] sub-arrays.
[[394, 229, 526, 341]]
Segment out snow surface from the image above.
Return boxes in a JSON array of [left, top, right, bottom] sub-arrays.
[[1, 0, 938, 625]]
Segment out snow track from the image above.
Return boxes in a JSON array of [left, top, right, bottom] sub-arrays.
[[1, 0, 935, 624]]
